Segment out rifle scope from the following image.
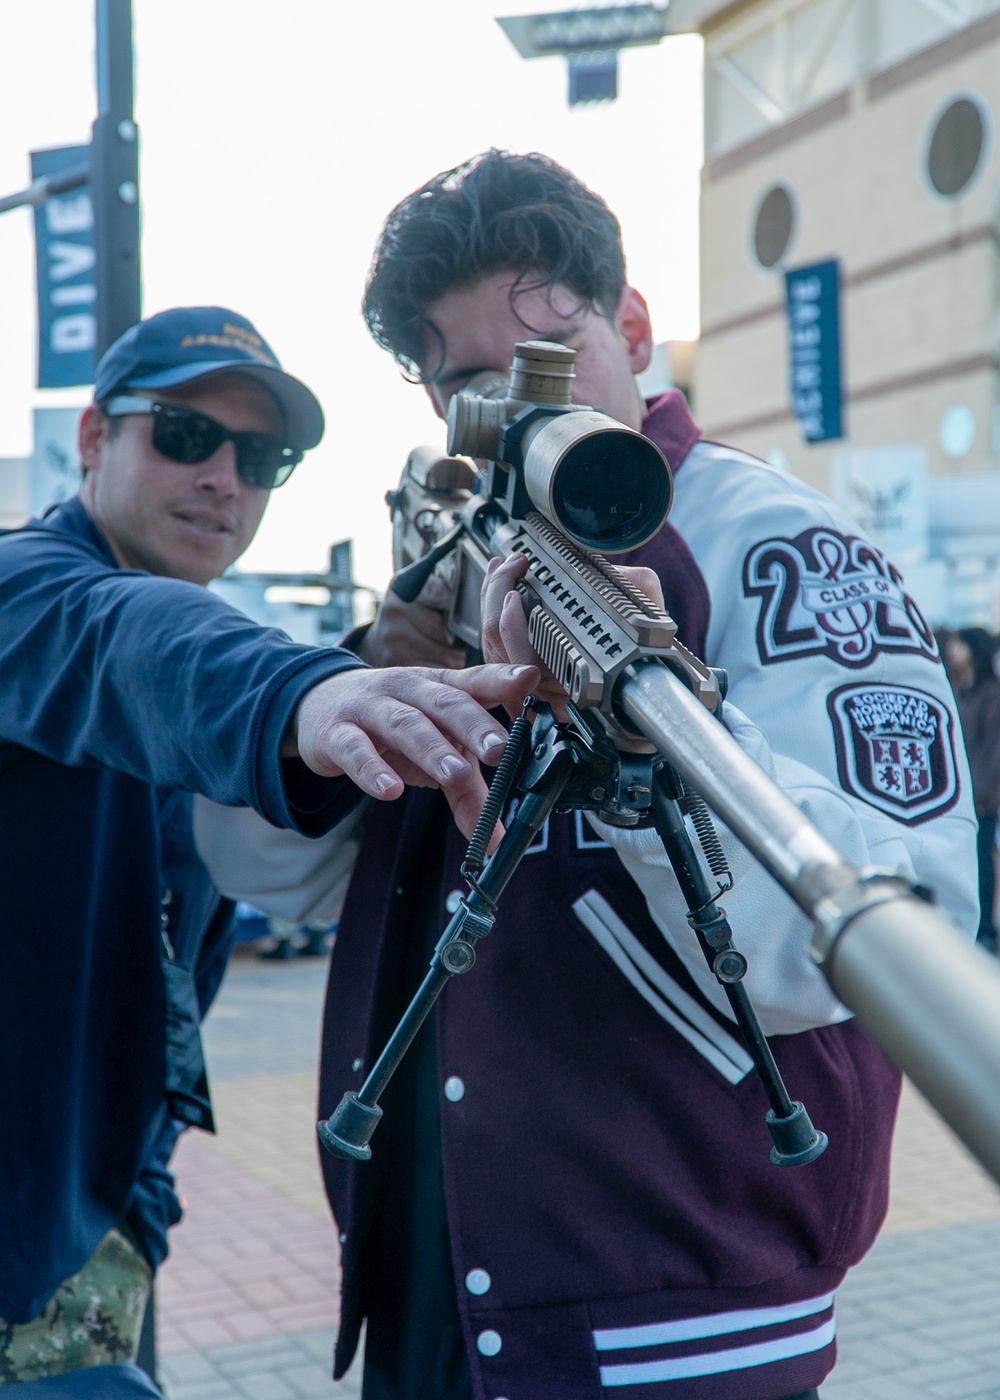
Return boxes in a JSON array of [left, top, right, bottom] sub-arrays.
[[447, 341, 673, 554]]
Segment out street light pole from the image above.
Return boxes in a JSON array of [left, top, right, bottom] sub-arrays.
[[91, 0, 141, 357]]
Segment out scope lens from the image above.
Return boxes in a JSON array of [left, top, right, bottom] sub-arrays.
[[551, 432, 672, 552]]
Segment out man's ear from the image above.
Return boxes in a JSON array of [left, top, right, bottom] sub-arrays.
[[615, 286, 654, 375], [78, 403, 106, 474]]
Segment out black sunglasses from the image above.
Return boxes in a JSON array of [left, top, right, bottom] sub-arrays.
[[102, 396, 303, 490]]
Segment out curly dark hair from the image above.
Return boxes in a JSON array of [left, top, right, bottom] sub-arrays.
[[363, 150, 628, 380]]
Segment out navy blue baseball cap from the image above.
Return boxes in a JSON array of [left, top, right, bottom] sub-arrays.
[[93, 306, 324, 451]]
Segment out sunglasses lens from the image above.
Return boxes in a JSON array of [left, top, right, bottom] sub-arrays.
[[151, 405, 223, 464], [234, 437, 302, 490]]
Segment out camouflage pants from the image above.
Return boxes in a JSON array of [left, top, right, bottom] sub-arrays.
[[0, 1227, 152, 1384]]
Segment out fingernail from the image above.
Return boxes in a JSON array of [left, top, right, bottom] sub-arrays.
[[481, 732, 506, 753], [374, 773, 397, 794], [439, 754, 469, 780], [509, 665, 535, 677]]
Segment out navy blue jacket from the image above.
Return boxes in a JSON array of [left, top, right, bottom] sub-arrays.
[[0, 498, 362, 1323]]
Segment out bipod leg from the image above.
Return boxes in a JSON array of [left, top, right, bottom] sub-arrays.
[[318, 748, 575, 1161], [650, 767, 828, 1167]]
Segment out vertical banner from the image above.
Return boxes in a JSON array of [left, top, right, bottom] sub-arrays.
[[31, 145, 96, 389], [784, 259, 844, 444]]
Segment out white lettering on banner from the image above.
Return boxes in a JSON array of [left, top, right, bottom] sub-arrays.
[[45, 195, 93, 235], [49, 240, 96, 283], [791, 325, 821, 347], [32, 152, 96, 385], [790, 275, 822, 301], [51, 315, 96, 354], [743, 527, 938, 667], [43, 192, 96, 362], [51, 286, 96, 307], [786, 261, 842, 443]]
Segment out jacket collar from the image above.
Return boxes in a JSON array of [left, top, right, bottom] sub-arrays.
[[641, 390, 701, 478], [35, 496, 119, 568]]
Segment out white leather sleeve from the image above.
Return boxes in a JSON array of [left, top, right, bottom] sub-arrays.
[[193, 795, 368, 926], [590, 445, 979, 1035]]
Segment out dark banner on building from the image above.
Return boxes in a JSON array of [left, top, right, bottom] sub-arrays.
[[32, 145, 96, 389], [784, 259, 843, 444]]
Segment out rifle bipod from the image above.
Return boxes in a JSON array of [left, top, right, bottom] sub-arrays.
[[317, 702, 827, 1168]]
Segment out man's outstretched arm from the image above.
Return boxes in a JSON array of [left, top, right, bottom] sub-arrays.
[[0, 529, 536, 838]]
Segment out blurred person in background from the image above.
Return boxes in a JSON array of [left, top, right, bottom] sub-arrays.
[[260, 914, 333, 959], [941, 626, 1000, 951]]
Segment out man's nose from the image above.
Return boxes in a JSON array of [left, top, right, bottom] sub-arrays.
[[193, 439, 241, 495]]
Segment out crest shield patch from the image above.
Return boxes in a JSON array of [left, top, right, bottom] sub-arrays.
[[828, 684, 959, 824]]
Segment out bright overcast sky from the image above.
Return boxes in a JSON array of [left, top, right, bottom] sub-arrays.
[[0, 1, 703, 592]]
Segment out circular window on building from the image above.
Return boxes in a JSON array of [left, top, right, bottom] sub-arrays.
[[751, 184, 796, 270], [925, 95, 991, 199]]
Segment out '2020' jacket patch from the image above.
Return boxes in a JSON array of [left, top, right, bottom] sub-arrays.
[[827, 684, 959, 825], [743, 527, 938, 667]]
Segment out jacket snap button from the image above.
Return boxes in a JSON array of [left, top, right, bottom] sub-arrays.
[[445, 889, 463, 913], [444, 1076, 465, 1102], [476, 1329, 502, 1356], [465, 1268, 491, 1295]]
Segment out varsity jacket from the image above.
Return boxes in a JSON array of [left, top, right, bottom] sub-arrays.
[[199, 393, 978, 1399]]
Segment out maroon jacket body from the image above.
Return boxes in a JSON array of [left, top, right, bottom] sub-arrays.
[[319, 397, 916, 1399]]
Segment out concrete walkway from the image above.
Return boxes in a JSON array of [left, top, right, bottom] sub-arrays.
[[156, 949, 1000, 1399], [156, 956, 361, 1399]]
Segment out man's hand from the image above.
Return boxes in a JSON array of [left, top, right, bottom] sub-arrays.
[[356, 574, 465, 670], [293, 663, 538, 838], [480, 553, 665, 718]]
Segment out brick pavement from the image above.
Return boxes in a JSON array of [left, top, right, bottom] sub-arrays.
[[157, 1131, 338, 1356], [823, 1220, 1000, 1399], [156, 950, 1000, 1399], [156, 952, 362, 1399]]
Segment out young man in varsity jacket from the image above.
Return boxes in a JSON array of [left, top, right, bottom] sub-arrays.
[[197, 152, 978, 1400]]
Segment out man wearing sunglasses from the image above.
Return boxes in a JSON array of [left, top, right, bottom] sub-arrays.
[[0, 305, 536, 1383]]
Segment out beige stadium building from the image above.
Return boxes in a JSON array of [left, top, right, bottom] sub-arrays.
[[665, 0, 1000, 624]]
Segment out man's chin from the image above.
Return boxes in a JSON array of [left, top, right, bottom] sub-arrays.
[[166, 521, 242, 583], [144, 538, 235, 587]]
